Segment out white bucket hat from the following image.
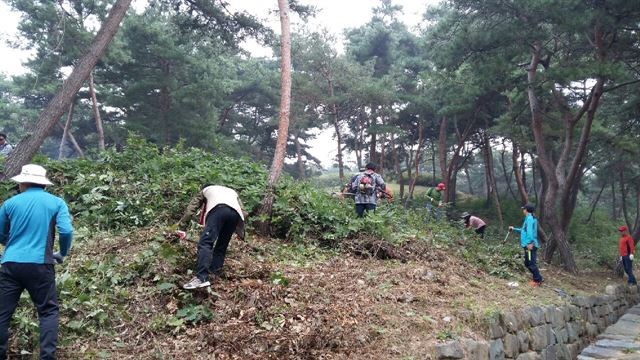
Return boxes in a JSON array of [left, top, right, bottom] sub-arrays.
[[11, 164, 53, 185]]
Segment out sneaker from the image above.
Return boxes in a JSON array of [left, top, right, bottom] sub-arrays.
[[183, 277, 210, 290]]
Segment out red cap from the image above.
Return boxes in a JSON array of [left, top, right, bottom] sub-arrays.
[[618, 226, 628, 232], [437, 182, 446, 190]]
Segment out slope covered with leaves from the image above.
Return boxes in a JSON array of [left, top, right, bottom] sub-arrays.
[[1, 137, 617, 359]]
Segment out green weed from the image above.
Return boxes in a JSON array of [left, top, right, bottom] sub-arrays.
[[436, 329, 457, 341]]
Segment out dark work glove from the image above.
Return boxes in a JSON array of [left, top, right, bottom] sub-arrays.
[[53, 252, 64, 264]]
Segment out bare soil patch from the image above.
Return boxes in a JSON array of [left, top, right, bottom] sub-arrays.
[[55, 231, 618, 359]]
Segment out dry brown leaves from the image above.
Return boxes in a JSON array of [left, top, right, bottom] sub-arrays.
[[57, 232, 617, 360]]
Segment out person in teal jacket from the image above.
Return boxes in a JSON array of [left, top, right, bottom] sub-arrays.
[[509, 203, 543, 286], [0, 164, 73, 360]]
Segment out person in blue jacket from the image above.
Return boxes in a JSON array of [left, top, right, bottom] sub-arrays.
[[0, 164, 73, 360], [509, 203, 544, 286]]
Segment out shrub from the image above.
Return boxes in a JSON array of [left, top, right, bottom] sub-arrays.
[[399, 174, 442, 187], [7, 134, 433, 245]]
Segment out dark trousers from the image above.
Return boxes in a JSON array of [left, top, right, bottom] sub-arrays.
[[475, 225, 486, 238], [524, 248, 543, 283], [622, 256, 637, 285], [355, 203, 376, 218], [0, 263, 58, 360], [196, 206, 240, 282]]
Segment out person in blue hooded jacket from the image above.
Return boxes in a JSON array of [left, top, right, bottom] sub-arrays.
[[509, 203, 544, 286], [0, 164, 73, 360]]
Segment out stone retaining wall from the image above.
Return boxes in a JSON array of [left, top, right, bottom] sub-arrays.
[[433, 284, 640, 360]]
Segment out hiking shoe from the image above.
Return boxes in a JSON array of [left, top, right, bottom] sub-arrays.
[[528, 281, 542, 287], [183, 277, 210, 290]]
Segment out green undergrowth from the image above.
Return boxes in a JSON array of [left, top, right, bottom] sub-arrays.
[[569, 208, 620, 268], [435, 219, 524, 279], [8, 226, 196, 357], [0, 135, 435, 246], [456, 196, 621, 270], [0, 135, 616, 356]]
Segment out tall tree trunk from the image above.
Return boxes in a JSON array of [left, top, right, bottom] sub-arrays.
[[159, 59, 171, 146], [620, 169, 631, 229], [449, 172, 458, 204], [464, 166, 473, 195], [438, 117, 448, 188], [521, 151, 527, 192], [217, 106, 233, 131], [532, 156, 539, 205], [334, 120, 344, 181], [585, 182, 606, 224], [295, 132, 305, 179], [391, 133, 404, 199], [369, 116, 377, 164], [56, 122, 85, 158], [536, 158, 546, 222], [2, 0, 131, 178], [405, 122, 425, 208], [355, 113, 363, 169], [500, 141, 517, 201], [632, 183, 640, 243], [526, 33, 606, 273], [483, 147, 491, 202], [89, 71, 105, 151], [612, 182, 617, 220], [441, 117, 475, 203], [405, 149, 412, 196], [327, 78, 344, 182], [512, 143, 529, 204], [482, 132, 504, 227], [378, 133, 386, 176], [431, 142, 436, 181], [59, 102, 75, 160], [257, 0, 291, 235]]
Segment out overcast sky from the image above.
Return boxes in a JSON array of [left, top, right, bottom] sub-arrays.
[[0, 0, 440, 168]]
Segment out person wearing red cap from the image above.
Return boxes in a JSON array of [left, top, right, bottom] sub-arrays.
[[618, 226, 637, 285], [425, 182, 446, 221]]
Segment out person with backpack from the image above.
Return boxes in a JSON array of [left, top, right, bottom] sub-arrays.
[[461, 212, 487, 238], [618, 226, 637, 285], [340, 167, 365, 200], [351, 162, 385, 217], [0, 164, 73, 360], [176, 184, 246, 290], [425, 182, 446, 220], [509, 204, 544, 287]]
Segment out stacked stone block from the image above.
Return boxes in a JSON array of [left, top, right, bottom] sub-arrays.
[[432, 284, 640, 360]]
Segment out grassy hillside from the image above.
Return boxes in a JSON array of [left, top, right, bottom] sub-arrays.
[[1, 137, 622, 359]]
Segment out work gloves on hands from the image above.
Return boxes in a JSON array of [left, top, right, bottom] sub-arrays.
[[631, 254, 635, 261], [176, 230, 186, 240], [53, 252, 64, 264]]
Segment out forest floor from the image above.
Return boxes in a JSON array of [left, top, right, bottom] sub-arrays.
[[41, 227, 620, 360]]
